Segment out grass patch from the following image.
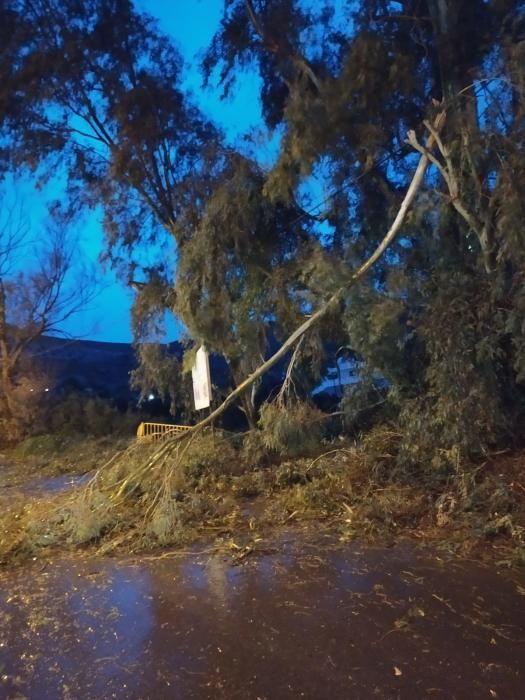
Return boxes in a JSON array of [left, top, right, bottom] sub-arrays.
[[13, 433, 69, 458], [2, 434, 132, 487]]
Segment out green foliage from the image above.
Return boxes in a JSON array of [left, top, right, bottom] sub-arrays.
[[40, 394, 139, 438], [203, 0, 525, 471], [13, 433, 67, 458], [341, 378, 388, 435], [242, 428, 271, 467], [360, 425, 402, 479], [3, 425, 525, 564], [181, 429, 240, 480], [147, 494, 186, 546], [62, 491, 115, 545], [171, 155, 312, 376], [2, 0, 525, 475], [395, 268, 508, 472], [257, 401, 325, 458], [130, 343, 183, 416]]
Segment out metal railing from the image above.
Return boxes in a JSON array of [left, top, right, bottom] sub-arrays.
[[136, 422, 191, 442]]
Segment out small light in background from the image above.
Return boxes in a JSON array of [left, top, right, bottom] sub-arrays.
[[44, 388, 49, 392], [148, 393, 155, 401]]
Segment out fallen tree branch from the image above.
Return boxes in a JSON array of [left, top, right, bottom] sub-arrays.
[[277, 334, 304, 405], [147, 110, 446, 457]]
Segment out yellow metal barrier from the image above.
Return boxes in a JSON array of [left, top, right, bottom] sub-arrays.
[[136, 422, 191, 442]]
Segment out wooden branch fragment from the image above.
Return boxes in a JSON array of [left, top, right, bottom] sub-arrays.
[[244, 0, 269, 45], [292, 54, 322, 93], [423, 118, 449, 160], [405, 129, 452, 189], [277, 334, 304, 404]]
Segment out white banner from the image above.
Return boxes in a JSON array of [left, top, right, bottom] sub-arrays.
[[191, 346, 212, 410]]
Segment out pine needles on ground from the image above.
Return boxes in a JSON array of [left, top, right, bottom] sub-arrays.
[[2, 418, 525, 567]]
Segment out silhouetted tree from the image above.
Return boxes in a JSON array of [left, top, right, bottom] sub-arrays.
[[0, 201, 95, 440]]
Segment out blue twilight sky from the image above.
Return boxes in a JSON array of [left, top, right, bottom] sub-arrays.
[[15, 0, 265, 343]]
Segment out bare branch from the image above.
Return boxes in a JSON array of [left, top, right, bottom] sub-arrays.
[[0, 198, 30, 277], [422, 118, 449, 161], [277, 334, 304, 405], [0, 216, 99, 437], [405, 129, 451, 189], [244, 0, 269, 46]]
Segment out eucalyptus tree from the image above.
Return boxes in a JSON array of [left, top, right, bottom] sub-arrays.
[[3, 0, 525, 460], [203, 0, 525, 465]]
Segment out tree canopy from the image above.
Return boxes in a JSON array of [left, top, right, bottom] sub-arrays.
[[1, 0, 525, 465]]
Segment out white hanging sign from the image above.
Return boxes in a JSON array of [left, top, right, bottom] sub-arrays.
[[191, 346, 212, 410]]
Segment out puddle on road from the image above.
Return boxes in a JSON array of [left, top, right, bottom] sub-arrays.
[[17, 474, 90, 497], [0, 469, 89, 500], [0, 537, 524, 699]]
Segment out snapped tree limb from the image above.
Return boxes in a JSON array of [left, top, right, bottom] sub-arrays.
[[406, 119, 494, 272]]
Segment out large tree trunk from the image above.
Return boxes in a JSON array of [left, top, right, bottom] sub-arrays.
[[428, 0, 460, 104]]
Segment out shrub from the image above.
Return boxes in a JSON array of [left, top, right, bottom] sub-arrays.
[[257, 401, 326, 458], [42, 393, 141, 437], [13, 433, 68, 458], [181, 429, 240, 480]]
